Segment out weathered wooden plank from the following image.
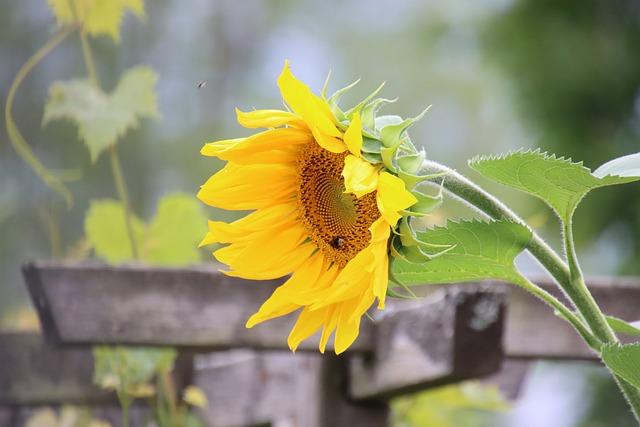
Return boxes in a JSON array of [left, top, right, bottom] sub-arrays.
[[193, 351, 389, 427], [0, 332, 194, 405], [0, 332, 113, 405], [349, 286, 505, 401], [23, 261, 373, 352], [504, 277, 640, 359]]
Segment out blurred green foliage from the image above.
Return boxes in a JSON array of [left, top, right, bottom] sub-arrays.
[[392, 381, 509, 427], [483, 0, 640, 273]]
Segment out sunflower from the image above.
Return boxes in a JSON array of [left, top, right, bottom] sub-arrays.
[[198, 61, 429, 354]]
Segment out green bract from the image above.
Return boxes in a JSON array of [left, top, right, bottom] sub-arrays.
[[323, 81, 452, 283]]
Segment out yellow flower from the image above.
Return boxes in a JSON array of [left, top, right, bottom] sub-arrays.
[[198, 61, 417, 354]]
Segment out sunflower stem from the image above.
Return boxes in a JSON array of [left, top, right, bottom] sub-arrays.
[[420, 160, 574, 294], [420, 159, 640, 421]]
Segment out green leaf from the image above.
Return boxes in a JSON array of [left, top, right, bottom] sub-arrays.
[[606, 315, 640, 336], [393, 219, 532, 286], [93, 346, 177, 393], [392, 381, 508, 427], [85, 200, 145, 263], [86, 193, 206, 265], [43, 66, 159, 162], [593, 152, 640, 178], [145, 193, 208, 266], [469, 150, 640, 222], [601, 343, 640, 389], [48, 0, 144, 42]]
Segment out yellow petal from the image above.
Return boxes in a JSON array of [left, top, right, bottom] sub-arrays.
[[334, 297, 370, 354], [376, 172, 418, 225], [318, 305, 339, 353], [246, 287, 300, 328], [288, 306, 327, 352], [206, 202, 297, 244], [236, 108, 300, 129], [312, 126, 346, 153], [342, 155, 379, 197], [344, 112, 363, 156], [246, 254, 326, 327], [216, 222, 310, 276], [198, 163, 296, 210], [277, 61, 341, 139], [201, 128, 310, 164]]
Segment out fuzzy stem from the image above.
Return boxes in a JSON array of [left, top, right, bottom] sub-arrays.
[[420, 159, 640, 420], [421, 161, 575, 300], [562, 218, 616, 343]]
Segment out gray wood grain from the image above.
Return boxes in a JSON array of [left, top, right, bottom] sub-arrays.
[[194, 351, 389, 427], [0, 332, 193, 405], [0, 332, 113, 405], [504, 277, 640, 359], [349, 286, 505, 401], [23, 261, 373, 352]]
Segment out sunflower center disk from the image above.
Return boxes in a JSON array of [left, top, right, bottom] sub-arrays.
[[296, 142, 381, 267]]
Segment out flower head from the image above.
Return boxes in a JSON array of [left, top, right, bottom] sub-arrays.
[[198, 61, 441, 353]]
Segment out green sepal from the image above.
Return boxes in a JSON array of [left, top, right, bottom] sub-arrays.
[[375, 114, 403, 130], [391, 218, 454, 264], [345, 82, 386, 120], [325, 77, 359, 122], [386, 266, 420, 300], [361, 151, 382, 165], [386, 285, 419, 300], [391, 235, 453, 264], [379, 106, 430, 148], [397, 217, 453, 251], [397, 150, 426, 174], [403, 186, 443, 217], [360, 97, 397, 131], [362, 136, 382, 154], [391, 236, 431, 263], [397, 168, 443, 190], [381, 139, 403, 172]]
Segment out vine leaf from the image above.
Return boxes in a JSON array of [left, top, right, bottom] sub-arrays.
[[43, 66, 159, 162], [392, 219, 532, 287], [145, 193, 209, 265], [601, 343, 640, 389], [48, 0, 144, 42], [85, 193, 207, 265], [469, 150, 640, 223], [84, 199, 146, 263]]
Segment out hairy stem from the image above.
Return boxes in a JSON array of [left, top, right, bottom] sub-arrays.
[[518, 276, 600, 349], [562, 218, 616, 343], [421, 159, 640, 419], [421, 161, 575, 302]]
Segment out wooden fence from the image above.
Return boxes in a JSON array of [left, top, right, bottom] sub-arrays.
[[1, 261, 639, 426]]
